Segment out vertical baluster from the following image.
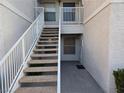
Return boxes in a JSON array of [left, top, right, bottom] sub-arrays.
[[71, 8, 72, 22], [29, 31, 31, 54], [9, 55, 12, 88], [16, 46, 19, 71], [78, 8, 81, 23], [19, 43, 21, 69], [4, 61, 7, 93], [18, 43, 20, 67], [16, 46, 18, 71], [0, 63, 4, 93], [15, 47, 18, 76], [32, 26, 34, 44], [32, 26, 34, 43], [22, 38, 25, 63], [6, 59, 10, 92], [13, 50, 16, 79], [11, 53, 14, 84]]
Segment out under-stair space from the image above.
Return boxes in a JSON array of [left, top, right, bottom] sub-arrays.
[[15, 27, 59, 93]]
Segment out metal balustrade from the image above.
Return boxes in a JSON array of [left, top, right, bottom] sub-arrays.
[[0, 8, 44, 93], [61, 7, 83, 24], [35, 7, 83, 25]]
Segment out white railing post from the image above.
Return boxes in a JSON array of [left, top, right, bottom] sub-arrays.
[[57, 7, 61, 93]]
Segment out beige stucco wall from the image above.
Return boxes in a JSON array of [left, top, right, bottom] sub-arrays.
[[83, 0, 124, 93], [83, 0, 107, 20], [109, 3, 124, 93], [83, 4, 110, 92], [7, 0, 35, 20], [0, 0, 35, 59]]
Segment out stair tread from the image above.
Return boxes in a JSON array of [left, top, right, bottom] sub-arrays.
[[41, 33, 58, 36], [31, 54, 57, 57], [36, 44, 58, 47], [15, 86, 57, 93], [40, 37, 58, 39], [34, 48, 58, 52], [42, 32, 58, 33], [19, 75, 57, 83], [38, 40, 58, 43], [28, 60, 57, 64], [24, 66, 57, 73]]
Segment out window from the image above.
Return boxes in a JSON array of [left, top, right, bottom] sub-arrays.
[[44, 3, 56, 21], [45, 12, 56, 21], [64, 37, 75, 54]]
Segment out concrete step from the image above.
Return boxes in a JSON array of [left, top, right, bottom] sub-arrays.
[[44, 27, 59, 29], [42, 33, 58, 35], [24, 66, 57, 73], [39, 37, 58, 40], [15, 86, 57, 93], [42, 31, 58, 34], [27, 60, 57, 65], [43, 28, 59, 30], [37, 40, 58, 44], [38, 40, 58, 43], [19, 75, 57, 85], [31, 54, 57, 60], [31, 54, 57, 57], [33, 48, 58, 52], [36, 44, 58, 47], [41, 34, 58, 37]]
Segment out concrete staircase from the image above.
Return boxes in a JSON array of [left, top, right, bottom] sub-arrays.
[[15, 28, 59, 93]]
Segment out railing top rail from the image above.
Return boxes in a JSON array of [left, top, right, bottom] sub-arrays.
[[0, 10, 44, 65], [35, 6, 84, 8]]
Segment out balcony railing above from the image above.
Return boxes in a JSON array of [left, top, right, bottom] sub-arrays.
[[61, 7, 84, 24], [35, 7, 84, 25]]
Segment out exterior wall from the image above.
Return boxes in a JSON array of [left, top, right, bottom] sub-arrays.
[[109, 2, 124, 93], [0, 0, 35, 59], [83, 0, 124, 93], [83, 0, 107, 20], [83, 0, 111, 92], [7, 0, 35, 20]]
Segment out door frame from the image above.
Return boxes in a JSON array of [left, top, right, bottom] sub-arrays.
[[61, 35, 81, 61]]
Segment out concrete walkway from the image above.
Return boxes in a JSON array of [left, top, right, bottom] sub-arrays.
[[61, 61, 104, 93]]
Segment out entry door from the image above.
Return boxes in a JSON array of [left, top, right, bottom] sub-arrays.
[[61, 36, 80, 61], [63, 3, 75, 21]]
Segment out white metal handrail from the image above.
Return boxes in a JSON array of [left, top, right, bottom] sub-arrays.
[[61, 7, 83, 24], [0, 8, 44, 93], [57, 7, 61, 93]]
